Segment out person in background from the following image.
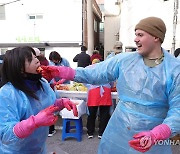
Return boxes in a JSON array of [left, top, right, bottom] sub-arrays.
[[85, 59, 112, 139], [73, 45, 91, 67], [0, 54, 4, 64], [49, 51, 70, 67], [41, 17, 180, 154], [113, 41, 123, 55], [90, 50, 102, 64], [49, 51, 70, 85], [174, 48, 180, 58], [34, 48, 49, 66], [0, 46, 78, 153], [94, 43, 104, 60], [106, 41, 123, 59], [0, 54, 5, 87], [49, 51, 71, 137]]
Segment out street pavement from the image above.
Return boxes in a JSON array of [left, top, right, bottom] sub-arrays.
[[46, 128, 100, 154], [46, 115, 100, 154], [46, 115, 180, 154]]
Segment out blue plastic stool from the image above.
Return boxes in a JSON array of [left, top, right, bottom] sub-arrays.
[[62, 117, 83, 142]]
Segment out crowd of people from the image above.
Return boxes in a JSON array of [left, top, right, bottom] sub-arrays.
[[0, 16, 180, 154]]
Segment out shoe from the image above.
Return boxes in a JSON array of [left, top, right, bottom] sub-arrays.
[[87, 134, 93, 139], [98, 135, 102, 139], [48, 130, 56, 137]]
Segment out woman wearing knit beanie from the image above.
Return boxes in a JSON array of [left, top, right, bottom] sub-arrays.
[[41, 17, 180, 154]]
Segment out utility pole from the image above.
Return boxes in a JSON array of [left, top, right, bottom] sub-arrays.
[[172, 0, 179, 54], [87, 0, 94, 55]]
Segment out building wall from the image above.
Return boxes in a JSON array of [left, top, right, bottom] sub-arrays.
[[104, 16, 120, 56], [119, 0, 175, 52], [0, 0, 103, 68], [0, 0, 83, 44], [83, 0, 102, 51], [0, 0, 84, 68], [103, 0, 121, 57], [93, 14, 100, 48]]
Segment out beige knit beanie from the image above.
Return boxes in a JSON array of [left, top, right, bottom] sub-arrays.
[[135, 17, 166, 43]]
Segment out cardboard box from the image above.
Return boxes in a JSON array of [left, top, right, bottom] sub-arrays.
[[60, 99, 87, 119]]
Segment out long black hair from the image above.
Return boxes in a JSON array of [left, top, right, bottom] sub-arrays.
[[1, 46, 43, 99]]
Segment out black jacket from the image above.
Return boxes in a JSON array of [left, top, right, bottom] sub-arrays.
[[73, 52, 91, 67]]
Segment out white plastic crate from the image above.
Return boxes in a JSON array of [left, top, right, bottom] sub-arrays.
[[60, 99, 87, 119]]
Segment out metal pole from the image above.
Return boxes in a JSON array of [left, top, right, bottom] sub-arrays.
[[172, 0, 179, 54], [87, 0, 94, 55]]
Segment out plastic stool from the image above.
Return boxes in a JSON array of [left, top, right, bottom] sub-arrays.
[[62, 117, 83, 142]]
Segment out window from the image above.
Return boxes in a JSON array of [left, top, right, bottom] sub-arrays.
[[94, 19, 98, 32], [100, 22, 104, 32], [0, 6, 5, 20], [1, 48, 8, 55], [28, 14, 43, 20]]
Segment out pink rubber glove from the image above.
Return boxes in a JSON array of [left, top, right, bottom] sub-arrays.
[[129, 124, 171, 153], [41, 66, 75, 82], [13, 105, 59, 138], [53, 79, 66, 85], [56, 79, 66, 85], [54, 98, 78, 117], [49, 79, 65, 90]]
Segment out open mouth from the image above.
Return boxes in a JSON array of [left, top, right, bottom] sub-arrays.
[[136, 44, 142, 48], [136, 44, 142, 50]]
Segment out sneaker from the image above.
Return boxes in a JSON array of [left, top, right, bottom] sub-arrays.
[[98, 135, 102, 139], [48, 130, 56, 137], [87, 134, 93, 139]]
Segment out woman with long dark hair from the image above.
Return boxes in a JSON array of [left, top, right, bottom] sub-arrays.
[[0, 46, 77, 153]]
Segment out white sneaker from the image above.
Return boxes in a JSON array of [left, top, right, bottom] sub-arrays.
[[98, 135, 102, 139], [87, 134, 93, 139], [48, 130, 56, 137]]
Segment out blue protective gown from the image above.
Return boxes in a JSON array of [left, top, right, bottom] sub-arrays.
[[49, 58, 70, 67], [0, 79, 56, 154], [74, 49, 180, 154]]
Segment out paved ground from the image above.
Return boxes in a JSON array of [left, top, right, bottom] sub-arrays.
[[47, 128, 100, 154], [46, 115, 180, 154], [46, 115, 100, 154]]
